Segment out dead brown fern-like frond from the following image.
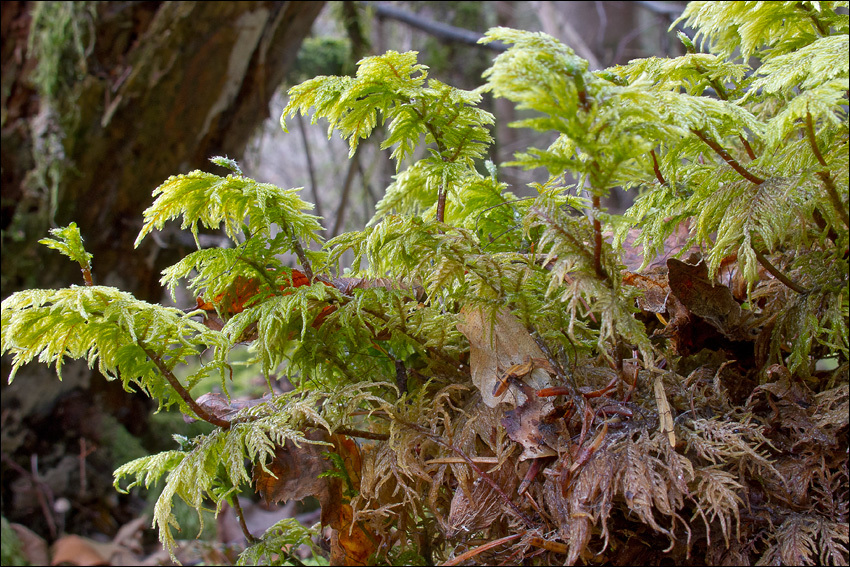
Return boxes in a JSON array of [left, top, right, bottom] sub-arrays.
[[543, 445, 618, 565], [682, 416, 779, 481], [758, 514, 849, 566], [447, 393, 515, 508], [691, 466, 743, 548], [812, 384, 849, 441], [354, 441, 426, 553], [612, 431, 692, 551], [816, 518, 850, 566], [445, 456, 519, 538], [354, 384, 474, 549]]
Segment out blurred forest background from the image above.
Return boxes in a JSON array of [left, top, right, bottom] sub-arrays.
[[1, 2, 687, 563]]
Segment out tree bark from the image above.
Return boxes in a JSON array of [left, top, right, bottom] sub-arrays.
[[1, 0, 323, 537]]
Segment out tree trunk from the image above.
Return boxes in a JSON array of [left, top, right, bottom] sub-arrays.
[[1, 0, 323, 538]]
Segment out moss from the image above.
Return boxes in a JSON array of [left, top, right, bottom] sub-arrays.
[[0, 516, 29, 566], [27, 1, 97, 106]]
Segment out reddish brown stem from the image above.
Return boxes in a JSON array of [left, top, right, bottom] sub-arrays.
[[81, 265, 94, 286], [436, 186, 446, 223], [691, 129, 764, 185], [650, 149, 666, 185], [229, 494, 258, 544], [806, 112, 828, 167], [739, 136, 756, 160], [140, 344, 232, 429], [816, 171, 850, 228], [591, 195, 607, 280], [335, 427, 389, 441], [443, 534, 522, 566], [753, 248, 808, 294], [805, 112, 848, 228]]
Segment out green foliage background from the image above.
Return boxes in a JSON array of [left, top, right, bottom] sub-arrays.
[[3, 2, 848, 565]]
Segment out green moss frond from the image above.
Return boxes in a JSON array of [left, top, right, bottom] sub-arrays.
[[1, 286, 228, 410], [673, 1, 844, 61], [38, 222, 93, 274], [135, 170, 322, 250]]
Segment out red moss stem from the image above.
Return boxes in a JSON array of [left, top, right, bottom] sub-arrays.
[[691, 129, 764, 185]]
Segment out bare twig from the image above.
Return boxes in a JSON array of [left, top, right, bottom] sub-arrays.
[[753, 248, 809, 294], [331, 149, 360, 237], [371, 2, 507, 52], [229, 495, 258, 544], [1, 453, 58, 539], [140, 343, 232, 429], [335, 427, 390, 441], [442, 533, 522, 566], [691, 129, 765, 185], [283, 223, 314, 282], [296, 113, 324, 225], [650, 148, 666, 185], [591, 195, 608, 280], [419, 115, 450, 224]]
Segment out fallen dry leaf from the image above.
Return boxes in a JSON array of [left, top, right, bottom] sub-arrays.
[[9, 522, 49, 566], [253, 429, 376, 566], [456, 306, 553, 408], [623, 267, 670, 314], [653, 374, 676, 449], [666, 258, 755, 341], [501, 378, 560, 460], [253, 428, 334, 506], [50, 534, 117, 566], [184, 392, 271, 424]]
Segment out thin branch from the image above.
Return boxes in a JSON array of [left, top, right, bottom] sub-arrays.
[[696, 60, 755, 162], [371, 1, 507, 52], [650, 149, 666, 185], [140, 344, 232, 429], [420, 115, 450, 224], [691, 129, 765, 185], [1, 453, 58, 539], [229, 494, 258, 544], [335, 427, 390, 441], [442, 534, 522, 566], [753, 248, 809, 294], [386, 415, 537, 529], [739, 136, 756, 160], [804, 112, 848, 228], [591, 195, 608, 280], [282, 223, 314, 282], [806, 112, 828, 167], [296, 113, 324, 225], [816, 171, 849, 229], [331, 149, 360, 237]]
